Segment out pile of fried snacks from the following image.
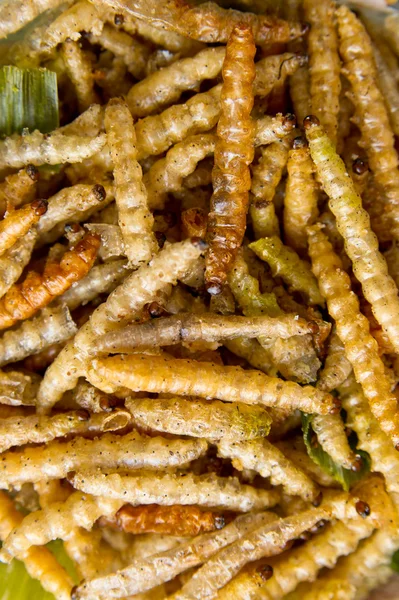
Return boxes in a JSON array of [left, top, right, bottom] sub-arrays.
[[0, 0, 399, 599]]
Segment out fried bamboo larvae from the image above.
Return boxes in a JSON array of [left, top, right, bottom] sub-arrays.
[[0, 130, 106, 169], [340, 377, 399, 495], [228, 251, 321, 383], [308, 225, 399, 448], [0, 199, 46, 257], [134, 52, 299, 162], [74, 512, 277, 600], [37, 183, 111, 238], [95, 0, 308, 45], [284, 136, 319, 253], [300, 529, 399, 600], [61, 39, 99, 112], [217, 437, 319, 502], [102, 504, 225, 537], [276, 436, 341, 488], [250, 237, 324, 306], [41, 0, 106, 49], [121, 16, 203, 55], [384, 12, 399, 58], [70, 470, 279, 514], [317, 330, 352, 392], [0, 165, 39, 215], [0, 370, 39, 407], [361, 12, 399, 87], [305, 117, 399, 356], [35, 479, 72, 509], [0, 305, 77, 367], [312, 414, 359, 470], [97, 313, 317, 353], [0, 408, 131, 454], [105, 98, 157, 265], [89, 23, 150, 80], [127, 47, 225, 117], [59, 259, 128, 311], [0, 431, 206, 488], [336, 76, 354, 155], [0, 233, 100, 330], [65, 526, 124, 581], [88, 354, 337, 415], [372, 43, 399, 137], [342, 133, 370, 199], [224, 338, 275, 375], [0, 230, 37, 299], [37, 238, 205, 413], [304, 0, 341, 144], [249, 136, 292, 240], [0, 491, 74, 600], [171, 507, 337, 600], [127, 397, 272, 441], [70, 380, 115, 414], [205, 25, 255, 293], [59, 104, 104, 137], [0, 491, 124, 562], [144, 134, 216, 211], [217, 519, 376, 600], [0, 0, 67, 39], [336, 6, 399, 240], [285, 0, 311, 125]]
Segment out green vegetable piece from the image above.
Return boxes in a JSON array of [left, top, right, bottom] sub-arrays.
[[0, 66, 58, 137], [302, 412, 370, 492]]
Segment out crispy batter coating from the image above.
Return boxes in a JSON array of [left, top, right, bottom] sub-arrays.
[[105, 98, 157, 265], [0, 491, 74, 600], [37, 184, 112, 242], [217, 437, 319, 501], [70, 470, 280, 513], [97, 313, 316, 353], [0, 199, 46, 257], [172, 507, 331, 599], [74, 512, 276, 599], [308, 225, 399, 449], [0, 130, 106, 169], [205, 25, 255, 293], [95, 0, 308, 45], [304, 0, 341, 143], [336, 5, 399, 240], [249, 135, 292, 240], [0, 305, 77, 366], [41, 0, 106, 49], [317, 329, 352, 392], [0, 491, 124, 562], [86, 224, 125, 261], [37, 238, 205, 413], [284, 136, 319, 252], [102, 504, 225, 537], [0, 369, 39, 406], [0, 430, 207, 488], [0, 229, 37, 299], [305, 116, 399, 356], [127, 47, 225, 117], [228, 250, 321, 383], [88, 354, 337, 415], [0, 233, 100, 330], [0, 165, 38, 216], [249, 237, 324, 306], [0, 408, 131, 453], [61, 39, 99, 112], [90, 23, 150, 80], [126, 396, 272, 441]]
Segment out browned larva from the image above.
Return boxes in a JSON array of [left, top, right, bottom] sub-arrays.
[[0, 234, 100, 330], [205, 25, 255, 294], [100, 504, 225, 536]]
